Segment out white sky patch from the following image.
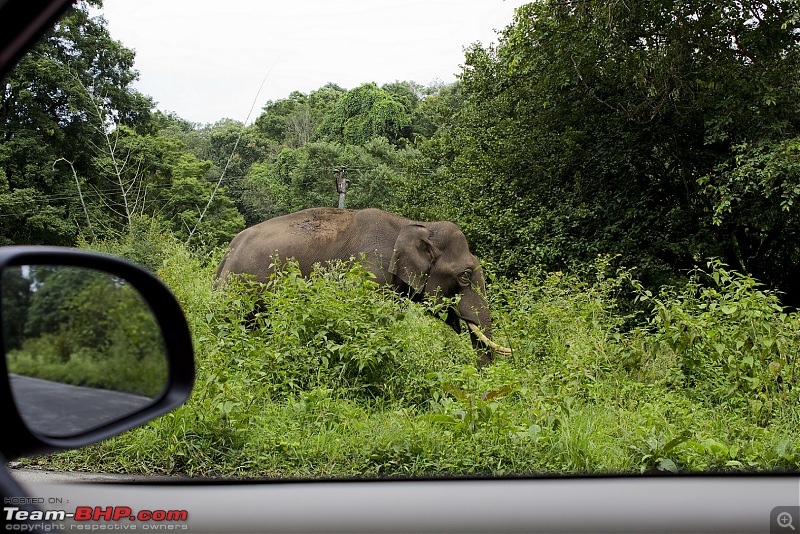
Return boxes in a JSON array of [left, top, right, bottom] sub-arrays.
[[99, 0, 528, 125]]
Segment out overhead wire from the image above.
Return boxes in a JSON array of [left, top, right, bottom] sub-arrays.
[[186, 57, 279, 243]]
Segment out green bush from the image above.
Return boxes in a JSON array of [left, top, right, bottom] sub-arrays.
[[29, 241, 800, 476], [635, 260, 800, 420]]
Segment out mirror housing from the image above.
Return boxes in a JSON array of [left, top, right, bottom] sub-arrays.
[[0, 0, 76, 80], [0, 246, 194, 460]]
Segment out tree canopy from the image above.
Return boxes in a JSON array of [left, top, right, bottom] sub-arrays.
[[3, 0, 800, 302], [425, 0, 800, 300]]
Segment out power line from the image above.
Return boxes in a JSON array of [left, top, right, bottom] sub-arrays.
[[188, 57, 280, 242]]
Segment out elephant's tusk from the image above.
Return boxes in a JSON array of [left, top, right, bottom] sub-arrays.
[[467, 323, 512, 355]]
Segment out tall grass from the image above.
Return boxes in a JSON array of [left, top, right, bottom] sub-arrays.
[[26, 239, 800, 477]]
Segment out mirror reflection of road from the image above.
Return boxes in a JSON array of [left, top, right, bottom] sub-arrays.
[[9, 374, 153, 437]]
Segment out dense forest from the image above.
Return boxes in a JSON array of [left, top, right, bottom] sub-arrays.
[[3, 0, 799, 303], [7, 0, 800, 477]]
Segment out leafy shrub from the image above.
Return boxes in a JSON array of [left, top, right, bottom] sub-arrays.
[[635, 260, 800, 420], [30, 241, 800, 476], [208, 258, 471, 401]]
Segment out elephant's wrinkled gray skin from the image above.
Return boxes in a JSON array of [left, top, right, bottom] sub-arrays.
[[215, 207, 510, 366]]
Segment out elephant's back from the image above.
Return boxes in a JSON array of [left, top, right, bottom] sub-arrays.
[[239, 208, 356, 243], [219, 208, 359, 279], [283, 207, 358, 239]]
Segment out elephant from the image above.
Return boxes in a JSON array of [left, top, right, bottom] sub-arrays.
[[215, 207, 511, 366]]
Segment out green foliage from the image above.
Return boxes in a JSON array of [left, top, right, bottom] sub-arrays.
[[0, 3, 244, 249], [316, 83, 412, 146], [209, 258, 463, 400], [7, 0, 800, 479], [77, 215, 175, 272], [424, 0, 800, 300], [703, 139, 800, 224], [242, 138, 420, 217], [160, 154, 245, 250], [0, 1, 155, 246], [177, 117, 275, 227], [699, 138, 800, 294], [30, 239, 800, 477], [70, 122, 245, 247], [0, 187, 74, 246], [255, 85, 346, 148], [254, 80, 448, 151], [629, 430, 691, 474], [635, 260, 800, 421]]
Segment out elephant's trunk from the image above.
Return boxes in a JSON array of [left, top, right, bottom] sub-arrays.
[[457, 268, 512, 366]]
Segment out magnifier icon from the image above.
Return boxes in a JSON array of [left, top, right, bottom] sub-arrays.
[[778, 512, 796, 530]]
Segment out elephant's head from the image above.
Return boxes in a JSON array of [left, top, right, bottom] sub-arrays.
[[388, 221, 511, 366]]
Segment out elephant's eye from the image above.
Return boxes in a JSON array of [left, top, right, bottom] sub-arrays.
[[458, 269, 472, 285]]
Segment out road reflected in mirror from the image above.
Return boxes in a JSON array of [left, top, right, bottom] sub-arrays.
[[9, 374, 154, 436], [1, 265, 169, 437]]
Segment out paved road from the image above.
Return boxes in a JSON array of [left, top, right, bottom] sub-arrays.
[[10, 374, 154, 437]]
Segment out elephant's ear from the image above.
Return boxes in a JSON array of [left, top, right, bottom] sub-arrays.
[[389, 224, 441, 294]]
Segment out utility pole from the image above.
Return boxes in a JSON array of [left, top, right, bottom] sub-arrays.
[[333, 165, 350, 209]]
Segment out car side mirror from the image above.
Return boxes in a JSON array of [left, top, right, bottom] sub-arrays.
[[0, 246, 194, 460]]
